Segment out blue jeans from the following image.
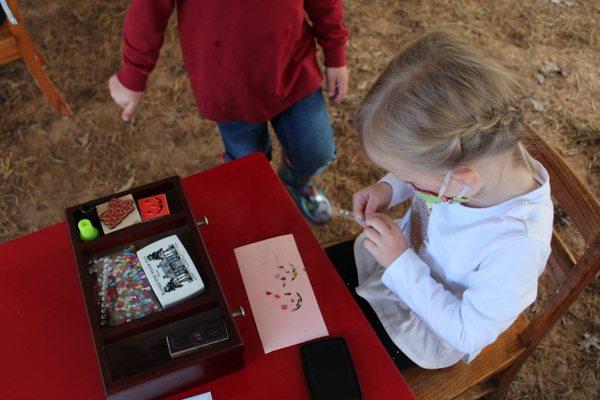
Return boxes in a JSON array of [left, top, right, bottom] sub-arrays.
[[217, 89, 336, 188]]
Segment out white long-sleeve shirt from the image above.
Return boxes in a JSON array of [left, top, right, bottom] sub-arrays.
[[354, 160, 553, 368]]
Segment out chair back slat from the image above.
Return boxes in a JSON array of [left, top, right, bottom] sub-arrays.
[[522, 237, 600, 345], [524, 126, 600, 245], [546, 231, 576, 285], [520, 126, 600, 347]]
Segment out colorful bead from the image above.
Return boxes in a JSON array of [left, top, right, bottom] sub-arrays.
[[89, 245, 163, 326]]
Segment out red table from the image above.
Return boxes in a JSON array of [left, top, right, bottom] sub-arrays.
[[0, 154, 415, 399]]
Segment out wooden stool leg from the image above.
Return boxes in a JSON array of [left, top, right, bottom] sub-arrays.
[[12, 25, 71, 116]]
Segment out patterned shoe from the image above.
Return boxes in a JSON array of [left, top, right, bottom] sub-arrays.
[[280, 171, 333, 225]]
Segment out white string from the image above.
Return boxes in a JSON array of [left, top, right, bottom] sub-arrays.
[[457, 185, 470, 199], [438, 172, 453, 197]]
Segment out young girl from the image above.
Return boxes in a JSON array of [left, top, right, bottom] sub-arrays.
[[341, 29, 553, 370]]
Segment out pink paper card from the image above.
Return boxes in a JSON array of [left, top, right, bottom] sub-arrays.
[[234, 234, 328, 353]]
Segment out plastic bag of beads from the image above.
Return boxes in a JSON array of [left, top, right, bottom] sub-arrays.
[[89, 245, 163, 326]]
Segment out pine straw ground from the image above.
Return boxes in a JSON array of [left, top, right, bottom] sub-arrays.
[[1, 0, 598, 398]]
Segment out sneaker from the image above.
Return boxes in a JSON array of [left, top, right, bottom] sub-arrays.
[[279, 170, 333, 225]]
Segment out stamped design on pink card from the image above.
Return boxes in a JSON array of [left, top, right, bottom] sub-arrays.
[[263, 259, 305, 311], [234, 234, 328, 353]]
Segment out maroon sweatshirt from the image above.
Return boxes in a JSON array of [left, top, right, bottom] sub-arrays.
[[116, 0, 349, 123]]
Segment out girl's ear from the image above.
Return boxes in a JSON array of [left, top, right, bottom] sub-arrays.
[[451, 168, 482, 196]]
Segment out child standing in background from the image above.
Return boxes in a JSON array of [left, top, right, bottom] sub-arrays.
[[330, 29, 553, 370], [108, 0, 349, 225]]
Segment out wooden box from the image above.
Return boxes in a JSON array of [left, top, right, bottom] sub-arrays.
[[65, 177, 244, 400]]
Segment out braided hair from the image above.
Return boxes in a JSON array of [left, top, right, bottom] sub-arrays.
[[357, 28, 533, 172]]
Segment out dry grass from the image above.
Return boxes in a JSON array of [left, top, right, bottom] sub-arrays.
[[1, 0, 598, 398]]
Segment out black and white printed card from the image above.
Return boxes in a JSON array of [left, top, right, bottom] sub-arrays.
[[137, 235, 205, 308]]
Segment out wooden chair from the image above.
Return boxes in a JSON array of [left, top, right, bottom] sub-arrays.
[[0, 0, 70, 115], [324, 125, 600, 399]]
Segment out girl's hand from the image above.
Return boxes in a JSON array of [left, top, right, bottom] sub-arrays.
[[108, 74, 144, 122], [352, 182, 393, 223], [326, 66, 349, 105], [363, 213, 408, 267]]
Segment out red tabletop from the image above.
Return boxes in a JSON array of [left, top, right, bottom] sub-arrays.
[[0, 153, 414, 400]]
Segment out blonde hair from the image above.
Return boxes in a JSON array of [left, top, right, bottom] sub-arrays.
[[357, 28, 532, 171]]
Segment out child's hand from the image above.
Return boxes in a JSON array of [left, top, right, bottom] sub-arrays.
[[326, 66, 349, 105], [108, 74, 144, 122], [363, 213, 408, 267], [352, 182, 393, 223]]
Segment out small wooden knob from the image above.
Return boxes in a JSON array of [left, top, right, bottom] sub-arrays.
[[196, 216, 209, 226]]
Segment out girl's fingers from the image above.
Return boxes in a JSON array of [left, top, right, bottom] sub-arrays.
[[366, 215, 392, 235], [363, 226, 381, 243], [371, 213, 396, 228], [363, 238, 377, 253], [352, 192, 368, 221], [364, 196, 380, 217]]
